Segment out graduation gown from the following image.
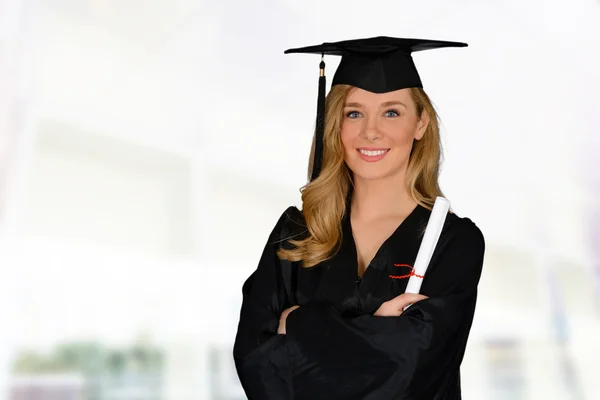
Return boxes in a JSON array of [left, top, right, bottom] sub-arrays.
[[233, 203, 485, 400]]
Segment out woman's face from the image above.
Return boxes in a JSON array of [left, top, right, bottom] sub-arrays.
[[340, 87, 428, 182]]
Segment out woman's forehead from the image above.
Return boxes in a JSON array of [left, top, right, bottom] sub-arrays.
[[345, 87, 412, 104]]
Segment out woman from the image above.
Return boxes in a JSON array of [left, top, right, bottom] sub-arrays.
[[233, 37, 485, 400]]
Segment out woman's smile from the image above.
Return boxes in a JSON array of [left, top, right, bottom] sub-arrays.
[[356, 147, 391, 162]]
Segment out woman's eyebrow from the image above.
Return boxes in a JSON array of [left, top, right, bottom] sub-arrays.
[[381, 101, 407, 108], [344, 101, 407, 108]]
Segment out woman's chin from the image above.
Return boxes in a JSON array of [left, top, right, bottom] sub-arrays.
[[352, 170, 394, 182]]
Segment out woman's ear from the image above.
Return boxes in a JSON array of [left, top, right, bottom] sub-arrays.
[[415, 111, 430, 141]]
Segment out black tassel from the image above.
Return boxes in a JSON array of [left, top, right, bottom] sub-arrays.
[[310, 54, 326, 182]]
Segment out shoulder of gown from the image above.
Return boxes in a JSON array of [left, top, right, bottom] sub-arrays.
[[273, 205, 308, 247], [423, 207, 486, 294], [444, 209, 486, 255]]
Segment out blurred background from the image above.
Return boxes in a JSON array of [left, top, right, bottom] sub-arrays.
[[0, 0, 599, 399]]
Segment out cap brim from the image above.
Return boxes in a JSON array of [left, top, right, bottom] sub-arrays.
[[284, 36, 467, 55]]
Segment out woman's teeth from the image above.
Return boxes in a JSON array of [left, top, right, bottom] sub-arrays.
[[359, 149, 388, 156]]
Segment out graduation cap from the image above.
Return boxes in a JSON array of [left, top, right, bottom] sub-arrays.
[[284, 36, 468, 181]]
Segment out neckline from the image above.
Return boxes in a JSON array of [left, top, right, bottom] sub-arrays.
[[343, 202, 425, 279]]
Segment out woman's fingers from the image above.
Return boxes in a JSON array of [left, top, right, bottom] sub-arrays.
[[281, 305, 300, 321], [391, 293, 428, 310], [277, 305, 301, 334]]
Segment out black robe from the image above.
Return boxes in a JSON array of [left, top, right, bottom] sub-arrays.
[[233, 203, 485, 400]]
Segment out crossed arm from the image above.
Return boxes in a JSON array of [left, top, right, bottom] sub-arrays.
[[276, 292, 429, 334]]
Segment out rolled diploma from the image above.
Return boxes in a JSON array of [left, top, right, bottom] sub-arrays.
[[403, 196, 450, 309]]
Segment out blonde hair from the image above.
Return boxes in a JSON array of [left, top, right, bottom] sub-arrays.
[[277, 84, 446, 268]]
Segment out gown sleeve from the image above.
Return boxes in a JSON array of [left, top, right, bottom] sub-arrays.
[[284, 218, 485, 400], [232, 207, 297, 400]]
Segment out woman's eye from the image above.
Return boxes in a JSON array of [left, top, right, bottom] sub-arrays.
[[346, 111, 361, 119], [385, 109, 400, 117]]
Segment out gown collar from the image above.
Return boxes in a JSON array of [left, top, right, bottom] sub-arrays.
[[339, 200, 429, 272]]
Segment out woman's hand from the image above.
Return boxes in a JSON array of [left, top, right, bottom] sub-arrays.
[[277, 305, 300, 334], [374, 293, 429, 317]]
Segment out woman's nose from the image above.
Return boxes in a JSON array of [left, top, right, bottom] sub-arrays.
[[361, 116, 382, 141]]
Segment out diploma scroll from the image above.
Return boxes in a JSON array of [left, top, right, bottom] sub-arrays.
[[403, 196, 450, 310]]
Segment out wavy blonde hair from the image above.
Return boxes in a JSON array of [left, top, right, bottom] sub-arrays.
[[277, 84, 446, 268]]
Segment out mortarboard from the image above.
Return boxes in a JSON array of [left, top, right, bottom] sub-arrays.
[[284, 36, 468, 181]]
